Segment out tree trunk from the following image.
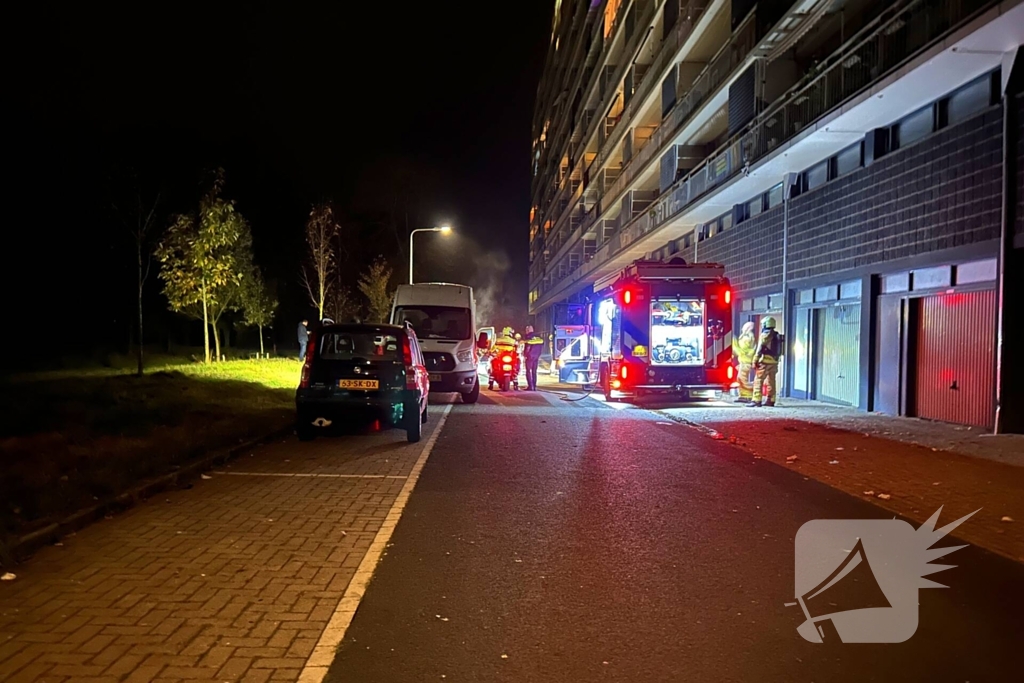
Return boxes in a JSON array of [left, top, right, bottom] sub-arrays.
[[212, 322, 222, 362], [201, 282, 211, 364], [136, 241, 145, 376], [258, 324, 265, 356]]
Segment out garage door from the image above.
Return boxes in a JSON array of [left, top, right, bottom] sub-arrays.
[[913, 289, 996, 428], [815, 303, 861, 406]]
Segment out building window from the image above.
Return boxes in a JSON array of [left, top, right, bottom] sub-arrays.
[[747, 195, 763, 219], [804, 160, 828, 191], [766, 183, 784, 208], [894, 105, 934, 149], [944, 74, 994, 126], [720, 212, 733, 233], [835, 142, 862, 177]]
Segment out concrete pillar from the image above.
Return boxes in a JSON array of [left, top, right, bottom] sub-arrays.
[[995, 49, 1023, 433]]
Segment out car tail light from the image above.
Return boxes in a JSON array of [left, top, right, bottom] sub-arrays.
[[403, 336, 417, 389], [611, 379, 621, 389], [727, 365, 734, 380], [620, 364, 628, 379], [724, 288, 731, 305], [299, 332, 316, 388]]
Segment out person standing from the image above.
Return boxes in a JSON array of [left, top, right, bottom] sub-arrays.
[[522, 325, 545, 391], [732, 321, 757, 403], [297, 319, 309, 361], [750, 316, 783, 407]]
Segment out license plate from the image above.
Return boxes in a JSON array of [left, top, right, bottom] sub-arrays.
[[338, 379, 378, 390], [429, 374, 441, 382], [502, 364, 512, 371]]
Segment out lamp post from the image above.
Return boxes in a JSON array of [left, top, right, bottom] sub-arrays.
[[409, 225, 452, 283]]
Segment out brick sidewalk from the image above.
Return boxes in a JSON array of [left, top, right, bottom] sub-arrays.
[[655, 400, 1024, 563], [0, 415, 446, 683]]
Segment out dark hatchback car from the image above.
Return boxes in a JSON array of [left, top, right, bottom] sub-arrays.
[[296, 322, 430, 442]]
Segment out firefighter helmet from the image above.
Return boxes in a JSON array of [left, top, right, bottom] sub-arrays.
[[762, 316, 777, 329], [501, 326, 513, 337]]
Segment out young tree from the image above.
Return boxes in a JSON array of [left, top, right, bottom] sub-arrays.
[[109, 167, 161, 376], [357, 256, 394, 323], [155, 169, 251, 364], [241, 266, 278, 356], [301, 203, 339, 320], [201, 228, 254, 361], [326, 286, 356, 323]]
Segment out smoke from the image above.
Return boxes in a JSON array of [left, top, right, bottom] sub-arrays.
[[417, 234, 523, 329], [470, 248, 512, 329]]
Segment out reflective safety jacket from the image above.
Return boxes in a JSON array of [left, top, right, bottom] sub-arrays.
[[523, 331, 544, 359], [733, 331, 756, 365], [754, 329, 783, 365], [492, 334, 517, 355]]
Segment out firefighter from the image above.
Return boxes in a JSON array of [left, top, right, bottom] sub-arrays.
[[522, 325, 545, 391], [732, 321, 757, 403], [750, 316, 782, 407]]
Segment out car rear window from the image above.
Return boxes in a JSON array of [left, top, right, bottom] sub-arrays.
[[318, 331, 402, 361]]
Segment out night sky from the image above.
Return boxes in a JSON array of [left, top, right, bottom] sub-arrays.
[[7, 1, 553, 362]]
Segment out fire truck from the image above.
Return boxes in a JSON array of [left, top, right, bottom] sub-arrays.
[[549, 303, 591, 383], [584, 258, 734, 401]]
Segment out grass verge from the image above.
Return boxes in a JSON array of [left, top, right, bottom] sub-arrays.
[[0, 356, 299, 537]]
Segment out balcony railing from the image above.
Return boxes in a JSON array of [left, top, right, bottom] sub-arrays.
[[592, 0, 711, 178], [536, 0, 995, 302], [536, 2, 721, 282], [536, 0, 659, 238], [537, 0, 630, 206], [599, 8, 757, 215]]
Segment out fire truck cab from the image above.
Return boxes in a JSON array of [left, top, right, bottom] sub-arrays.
[[587, 258, 734, 401]]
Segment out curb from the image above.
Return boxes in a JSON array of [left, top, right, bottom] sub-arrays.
[[0, 422, 294, 566]]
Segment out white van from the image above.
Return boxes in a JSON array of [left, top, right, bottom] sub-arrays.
[[391, 283, 483, 403]]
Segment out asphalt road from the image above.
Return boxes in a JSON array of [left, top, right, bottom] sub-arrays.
[[323, 389, 1023, 682]]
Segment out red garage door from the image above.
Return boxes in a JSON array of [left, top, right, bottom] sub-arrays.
[[913, 289, 996, 428]]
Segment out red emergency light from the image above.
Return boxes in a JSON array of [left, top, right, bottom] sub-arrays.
[[502, 355, 512, 363], [724, 289, 731, 304], [623, 289, 632, 305], [727, 365, 734, 380]]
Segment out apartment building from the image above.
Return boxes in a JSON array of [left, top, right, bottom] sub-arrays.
[[528, 0, 1023, 431]]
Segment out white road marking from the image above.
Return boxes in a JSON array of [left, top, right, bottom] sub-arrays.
[[297, 403, 454, 683], [211, 471, 407, 479]]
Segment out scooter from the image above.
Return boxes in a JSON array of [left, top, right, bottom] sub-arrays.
[[488, 349, 520, 392]]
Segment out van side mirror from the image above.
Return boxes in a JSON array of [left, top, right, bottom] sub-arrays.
[[477, 332, 489, 349]]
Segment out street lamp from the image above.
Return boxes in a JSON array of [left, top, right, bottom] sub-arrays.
[[409, 225, 452, 283]]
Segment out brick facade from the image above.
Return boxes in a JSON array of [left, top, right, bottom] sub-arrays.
[[788, 107, 1003, 281], [690, 106, 1005, 296], [695, 204, 783, 294]]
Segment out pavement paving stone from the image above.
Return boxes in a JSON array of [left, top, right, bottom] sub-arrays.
[[0, 412, 447, 682], [651, 400, 1024, 561]]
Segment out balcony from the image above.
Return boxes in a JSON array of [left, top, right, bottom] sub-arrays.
[[537, 0, 661, 238], [591, 0, 714, 183], [599, 8, 757, 218], [533, 0, 1003, 309]]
